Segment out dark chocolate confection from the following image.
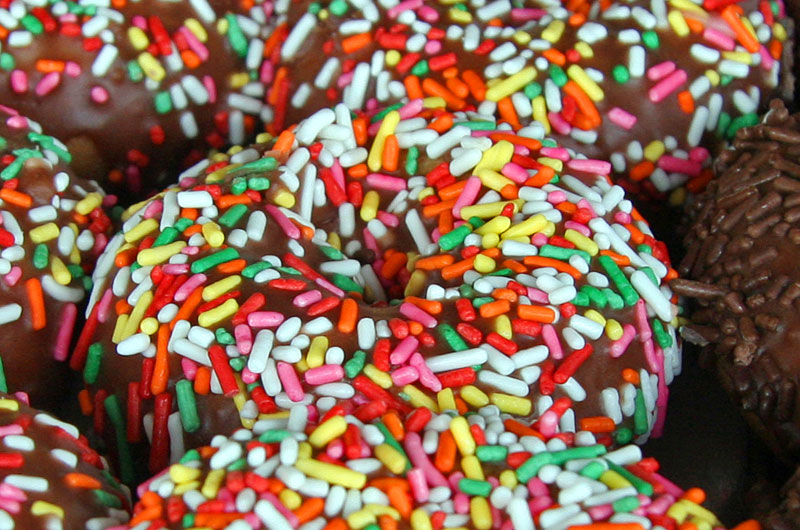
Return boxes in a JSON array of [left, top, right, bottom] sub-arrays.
[[0, 0, 278, 199], [676, 98, 800, 462], [265, 0, 793, 203], [0, 392, 129, 529], [72, 104, 680, 485], [0, 106, 113, 410]]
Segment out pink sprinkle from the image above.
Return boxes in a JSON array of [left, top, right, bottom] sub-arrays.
[[614, 211, 632, 225], [417, 5, 439, 22], [143, 200, 163, 219], [263, 493, 300, 528], [162, 264, 190, 275], [293, 290, 322, 308], [326, 439, 344, 459], [387, 0, 422, 18], [5, 115, 28, 130], [576, 199, 597, 216], [0, 425, 23, 437], [97, 289, 113, 324], [65, 61, 81, 77], [453, 492, 470, 514], [410, 352, 442, 392], [53, 303, 77, 361], [423, 39, 442, 54], [538, 409, 559, 437], [759, 44, 775, 70], [649, 473, 683, 498], [564, 221, 591, 237], [181, 358, 199, 380], [610, 324, 636, 358], [241, 368, 258, 384], [35, 72, 61, 97], [277, 361, 304, 401], [389, 335, 419, 365], [366, 173, 407, 191], [174, 273, 206, 302], [247, 311, 285, 328], [315, 277, 345, 298], [703, 27, 735, 50], [338, 70, 356, 89], [377, 211, 399, 228], [528, 496, 552, 513], [259, 60, 274, 84], [588, 505, 614, 520], [180, 246, 200, 255], [131, 15, 147, 30], [657, 155, 701, 176], [453, 176, 481, 219], [511, 8, 547, 21], [407, 468, 429, 503], [265, 205, 301, 239], [539, 146, 570, 161], [689, 146, 710, 163], [9, 70, 28, 94], [548, 111, 572, 134], [404, 433, 449, 487], [646, 494, 677, 515], [234, 324, 253, 355], [304, 364, 345, 385], [179, 27, 210, 62], [501, 162, 528, 183], [547, 190, 567, 204], [0, 499, 20, 514], [202, 75, 217, 104], [528, 478, 549, 497], [567, 159, 612, 176], [542, 324, 563, 360], [526, 288, 549, 305], [391, 366, 419, 386], [362, 226, 380, 255], [607, 107, 637, 130], [4, 266, 21, 287], [90, 85, 109, 104], [648, 69, 687, 103], [399, 302, 437, 328], [398, 99, 425, 119], [646, 61, 676, 81]]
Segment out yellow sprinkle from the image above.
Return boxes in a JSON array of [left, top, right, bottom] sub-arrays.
[[75, 192, 103, 215], [202, 221, 225, 247], [411, 508, 433, 530], [185, 18, 208, 42], [475, 216, 511, 236], [721, 50, 752, 64], [30, 222, 59, 244], [605, 319, 624, 341], [140, 317, 159, 335], [375, 443, 407, 474], [475, 140, 514, 173], [0, 399, 19, 411], [643, 140, 666, 162], [422, 96, 447, 109], [363, 364, 393, 389], [230, 72, 250, 89], [123, 290, 153, 340], [257, 410, 290, 422], [564, 229, 599, 255], [476, 169, 514, 192], [198, 298, 239, 328], [574, 42, 593, 59], [481, 233, 500, 249], [668, 0, 706, 14], [537, 157, 563, 172], [170, 464, 202, 484], [512, 30, 532, 45], [584, 309, 606, 326], [295, 358, 309, 373], [50, 256, 71, 286], [494, 314, 512, 340], [599, 469, 632, 490], [470, 496, 492, 530], [137, 241, 187, 266], [704, 69, 720, 87], [385, 49, 401, 67], [485, 67, 537, 102], [360, 190, 380, 222], [306, 336, 328, 368], [774, 22, 787, 41], [667, 10, 690, 37], [666, 502, 688, 524], [347, 510, 376, 530], [404, 384, 438, 411], [255, 132, 272, 144], [297, 442, 312, 460], [368, 110, 400, 172], [462, 455, 484, 480], [437, 388, 457, 412], [202, 275, 242, 302], [31, 501, 64, 519], [541, 19, 565, 43], [418, 187, 435, 201], [669, 186, 687, 208], [499, 469, 517, 489], [460, 385, 489, 408], [532, 96, 550, 134], [295, 458, 367, 489], [309, 416, 347, 448], [138, 52, 166, 82], [232, 380, 254, 429], [273, 190, 295, 208], [542, 221, 556, 238], [199, 468, 225, 499], [567, 65, 604, 102], [448, 7, 472, 24], [173, 480, 201, 496], [227, 145, 244, 156], [490, 393, 531, 416], [676, 500, 721, 526], [502, 213, 547, 239], [279, 489, 302, 510], [450, 416, 476, 456], [327, 232, 342, 250], [127, 26, 150, 50], [473, 254, 496, 274], [111, 314, 129, 344], [69, 242, 80, 265], [460, 200, 520, 220], [404, 269, 427, 297]]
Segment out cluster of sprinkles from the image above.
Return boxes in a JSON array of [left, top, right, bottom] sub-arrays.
[[125, 419, 740, 530], [0, 105, 112, 400], [75, 98, 681, 486], [267, 0, 789, 203], [0, 392, 130, 529], [0, 0, 279, 193]]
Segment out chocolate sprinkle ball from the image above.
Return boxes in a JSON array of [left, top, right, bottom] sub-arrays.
[[0, 106, 113, 409], [0, 392, 130, 529], [0, 0, 278, 198], [676, 98, 800, 462], [73, 103, 680, 486], [265, 0, 793, 203]]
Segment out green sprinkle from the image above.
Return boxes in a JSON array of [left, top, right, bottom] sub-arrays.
[[215, 328, 235, 345], [549, 445, 607, 465], [239, 156, 278, 173], [29, 133, 71, 162], [1, 149, 40, 180], [308, 2, 322, 14], [606, 460, 654, 496], [405, 146, 419, 175], [259, 429, 291, 443], [524, 82, 542, 99], [191, 247, 239, 274], [219, 203, 248, 227], [411, 59, 429, 76], [578, 460, 606, 480], [613, 495, 641, 513], [371, 102, 404, 123], [329, 0, 348, 15], [228, 458, 247, 471], [344, 350, 367, 378], [603, 289, 624, 310], [471, 297, 494, 308], [475, 445, 508, 462], [93, 489, 123, 509], [633, 388, 648, 435], [458, 284, 475, 299], [176, 380, 201, 433], [582, 285, 607, 309], [182, 514, 196, 528], [720, 74, 733, 87], [152, 227, 180, 247], [549, 64, 568, 86], [319, 245, 344, 261], [104, 394, 134, 485], [0, 53, 15, 71], [716, 112, 732, 137], [652, 319, 673, 348], [83, 343, 103, 385], [642, 30, 660, 49], [332, 273, 364, 294], [225, 14, 248, 57], [231, 177, 247, 195], [242, 261, 272, 279], [438, 323, 468, 352], [727, 113, 759, 139], [641, 266, 659, 286], [573, 291, 590, 306], [539, 244, 590, 263], [21, 14, 43, 33], [32, 244, 49, 270], [153, 91, 172, 114], [439, 224, 472, 251], [516, 453, 554, 483], [459, 478, 492, 497], [180, 449, 200, 464], [598, 255, 639, 306], [0, 356, 7, 393], [612, 65, 630, 84], [614, 427, 633, 445], [637, 244, 652, 255], [459, 120, 497, 131], [229, 357, 246, 372], [175, 217, 194, 232]]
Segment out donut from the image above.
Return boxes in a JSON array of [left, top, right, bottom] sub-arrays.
[[73, 101, 681, 485], [0, 0, 277, 197], [265, 0, 793, 203], [675, 98, 800, 461], [124, 418, 732, 530], [0, 106, 113, 408], [0, 392, 130, 529]]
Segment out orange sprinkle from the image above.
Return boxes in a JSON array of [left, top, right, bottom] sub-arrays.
[[769, 39, 783, 61], [353, 118, 369, 146], [488, 132, 541, 151], [387, 487, 412, 520], [685, 17, 704, 34], [625, 223, 645, 245], [180, 208, 198, 221], [598, 250, 631, 267], [492, 288, 518, 303], [378, 514, 399, 530], [404, 75, 424, 100], [621, 368, 640, 385], [324, 518, 348, 530], [525, 166, 555, 188], [382, 134, 399, 172], [273, 130, 295, 153], [128, 506, 163, 528], [579, 416, 616, 433], [721, 5, 760, 53], [629, 160, 655, 182], [405, 296, 442, 315], [679, 523, 699, 530], [677, 90, 695, 114], [217, 258, 246, 274], [461, 70, 487, 100], [556, 201, 577, 215], [64, 473, 102, 489], [381, 251, 407, 279], [217, 194, 252, 209], [338, 298, 358, 334], [78, 389, 93, 416], [434, 429, 457, 472], [446, 76, 470, 99], [422, 78, 465, 110], [501, 259, 527, 274], [194, 366, 211, 395], [422, 198, 456, 218], [731, 521, 762, 530], [438, 180, 468, 201], [504, 418, 544, 440], [497, 97, 521, 130], [293, 498, 324, 524], [267, 66, 288, 106], [180, 49, 201, 69], [35, 59, 65, 73], [0, 188, 32, 209], [438, 208, 454, 235], [428, 113, 455, 134], [563, 81, 601, 128], [542, 48, 566, 66], [115, 298, 132, 316], [408, 321, 423, 336], [523, 256, 582, 279], [681, 487, 706, 505], [172, 287, 203, 330], [25, 278, 45, 331], [479, 299, 510, 318], [517, 305, 557, 324], [441, 256, 475, 281], [382, 411, 405, 442], [341, 32, 372, 54], [151, 325, 170, 396], [415, 254, 455, 271]]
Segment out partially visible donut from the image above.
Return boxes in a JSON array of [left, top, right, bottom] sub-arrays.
[[0, 106, 113, 409], [0, 0, 279, 198], [265, 0, 793, 202], [74, 101, 681, 485], [0, 392, 130, 529]]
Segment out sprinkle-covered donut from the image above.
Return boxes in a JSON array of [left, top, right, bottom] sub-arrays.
[[74, 102, 680, 485], [0, 392, 130, 529], [0, 106, 112, 408], [676, 99, 800, 462], [266, 0, 792, 202], [124, 418, 730, 530], [0, 0, 278, 197]]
